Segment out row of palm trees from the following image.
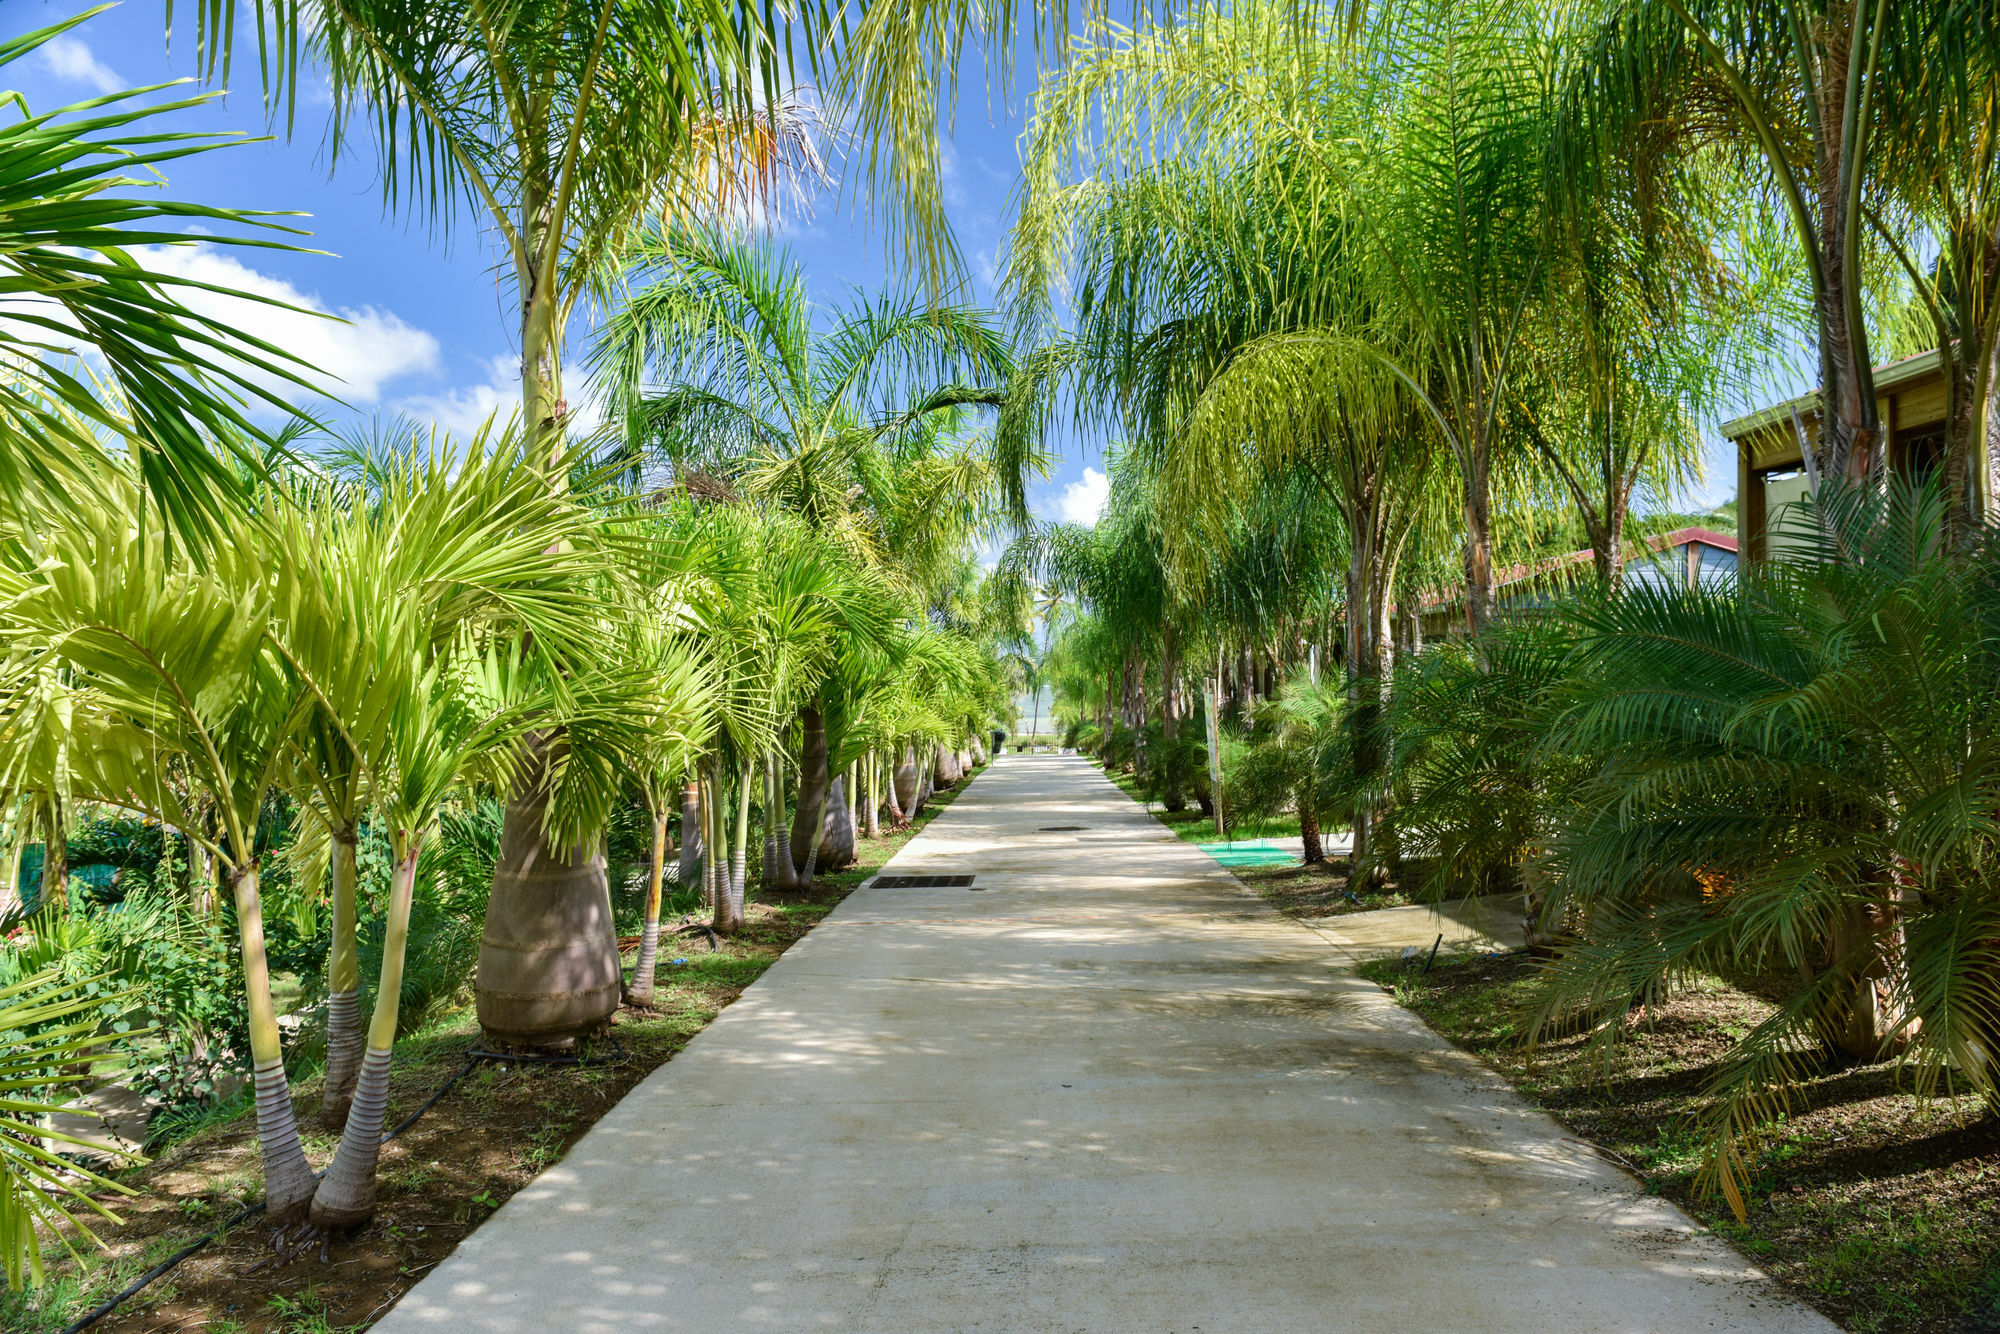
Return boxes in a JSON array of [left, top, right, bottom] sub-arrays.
[[1011, 0, 2000, 1218], [0, 0, 1037, 1280]]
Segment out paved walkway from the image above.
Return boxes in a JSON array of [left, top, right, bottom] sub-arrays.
[[380, 756, 1832, 1333]]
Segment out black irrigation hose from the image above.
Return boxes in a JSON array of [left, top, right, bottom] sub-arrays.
[[58, 1039, 615, 1334]]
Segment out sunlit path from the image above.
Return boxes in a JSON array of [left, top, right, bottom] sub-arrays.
[[378, 756, 1832, 1333]]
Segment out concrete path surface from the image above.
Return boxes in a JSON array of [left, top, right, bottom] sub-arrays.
[[379, 756, 1832, 1333]]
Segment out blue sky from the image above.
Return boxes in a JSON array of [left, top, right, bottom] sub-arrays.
[[6, 3, 1781, 531], [3, 2, 1116, 527]]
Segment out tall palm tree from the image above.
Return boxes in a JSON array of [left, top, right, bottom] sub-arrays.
[[195, 0, 1042, 1048]]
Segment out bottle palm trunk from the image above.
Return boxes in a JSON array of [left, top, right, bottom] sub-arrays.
[[625, 807, 669, 1006], [311, 839, 421, 1230], [320, 831, 365, 1130], [789, 706, 831, 885], [475, 736, 621, 1044]]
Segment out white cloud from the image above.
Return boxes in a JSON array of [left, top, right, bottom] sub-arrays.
[[393, 354, 603, 441], [1035, 467, 1110, 527], [38, 35, 122, 95], [135, 245, 440, 410]]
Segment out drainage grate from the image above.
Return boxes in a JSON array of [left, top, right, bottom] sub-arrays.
[[875, 874, 976, 889], [1038, 825, 1087, 832]]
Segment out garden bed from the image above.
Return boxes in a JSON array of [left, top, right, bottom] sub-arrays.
[[5, 775, 979, 1334], [1359, 950, 2000, 1333]]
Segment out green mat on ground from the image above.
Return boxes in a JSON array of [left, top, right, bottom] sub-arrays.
[[1194, 839, 1299, 867]]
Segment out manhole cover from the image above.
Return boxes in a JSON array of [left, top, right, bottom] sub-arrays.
[[1038, 825, 1087, 832], [875, 874, 976, 888]]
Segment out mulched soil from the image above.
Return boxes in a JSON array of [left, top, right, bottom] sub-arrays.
[[1362, 951, 2000, 1334], [1226, 859, 1413, 917], [6, 778, 976, 1334]]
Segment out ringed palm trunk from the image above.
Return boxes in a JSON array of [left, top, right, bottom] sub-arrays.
[[817, 774, 856, 871], [320, 830, 365, 1130], [884, 749, 906, 827], [476, 736, 621, 1045], [763, 754, 799, 892], [312, 839, 422, 1231], [892, 744, 918, 817], [625, 806, 669, 1006], [716, 764, 752, 933], [230, 860, 317, 1226]]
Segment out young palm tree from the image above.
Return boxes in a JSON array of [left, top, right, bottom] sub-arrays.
[[0, 484, 322, 1225], [274, 428, 607, 1127], [1532, 480, 2000, 1218]]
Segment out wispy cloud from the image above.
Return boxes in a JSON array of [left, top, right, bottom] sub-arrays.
[[38, 35, 122, 95]]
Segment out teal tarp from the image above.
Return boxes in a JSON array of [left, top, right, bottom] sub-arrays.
[[1194, 839, 1298, 867]]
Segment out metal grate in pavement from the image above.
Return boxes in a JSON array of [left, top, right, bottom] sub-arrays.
[[1038, 826, 1087, 832], [874, 874, 976, 889]]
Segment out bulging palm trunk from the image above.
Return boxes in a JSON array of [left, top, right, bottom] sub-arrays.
[[476, 736, 620, 1046], [892, 744, 919, 817], [320, 831, 364, 1130], [312, 841, 421, 1231], [230, 862, 317, 1226], [817, 775, 856, 872], [626, 809, 669, 1006], [789, 707, 831, 885]]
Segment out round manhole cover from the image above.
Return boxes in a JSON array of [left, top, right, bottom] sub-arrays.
[[1038, 825, 1087, 832]]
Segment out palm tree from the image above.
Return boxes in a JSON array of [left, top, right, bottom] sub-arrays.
[[0, 482, 322, 1226], [310, 633, 660, 1230], [0, 13, 320, 544], [205, 0, 1031, 1048], [595, 229, 1011, 882], [274, 427, 609, 1128], [1531, 479, 2000, 1218]]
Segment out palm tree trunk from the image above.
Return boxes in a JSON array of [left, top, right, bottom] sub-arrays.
[[892, 744, 918, 816], [789, 707, 831, 882], [714, 765, 750, 934], [626, 806, 669, 1006], [476, 736, 621, 1045], [763, 754, 799, 891], [1299, 795, 1324, 864], [1161, 627, 1185, 812], [320, 830, 365, 1131], [311, 840, 422, 1231], [885, 748, 907, 827], [676, 780, 703, 887], [230, 861, 317, 1226], [865, 751, 881, 839], [817, 774, 856, 871]]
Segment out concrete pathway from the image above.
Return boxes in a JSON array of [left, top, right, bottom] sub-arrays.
[[380, 756, 1833, 1333]]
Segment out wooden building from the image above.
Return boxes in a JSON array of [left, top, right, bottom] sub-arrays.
[[1725, 352, 1949, 561]]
